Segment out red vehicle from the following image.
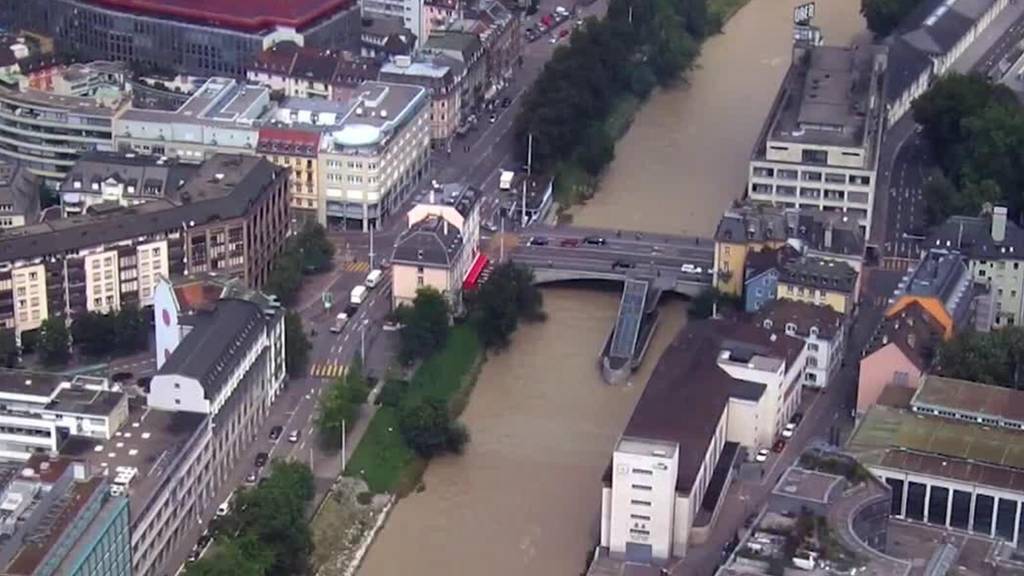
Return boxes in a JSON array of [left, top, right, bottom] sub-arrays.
[[559, 28, 569, 38], [559, 238, 579, 247], [772, 439, 786, 453]]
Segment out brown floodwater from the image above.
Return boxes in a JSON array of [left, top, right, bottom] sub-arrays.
[[359, 1, 865, 574]]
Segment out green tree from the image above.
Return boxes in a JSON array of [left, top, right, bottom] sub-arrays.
[[397, 287, 450, 364], [38, 317, 70, 366], [688, 287, 740, 320], [318, 377, 358, 449], [467, 262, 545, 349], [113, 305, 148, 353], [576, 124, 616, 176], [71, 312, 115, 357], [284, 312, 311, 377], [185, 536, 272, 576], [0, 329, 17, 368], [936, 327, 1024, 387], [398, 398, 470, 457], [230, 461, 314, 576], [293, 222, 335, 274], [265, 251, 303, 306], [861, 0, 922, 36], [345, 353, 370, 405]]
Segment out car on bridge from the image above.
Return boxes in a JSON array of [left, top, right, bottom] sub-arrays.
[[559, 238, 579, 247], [612, 260, 634, 270], [681, 263, 704, 275], [527, 236, 549, 246], [582, 235, 606, 246]]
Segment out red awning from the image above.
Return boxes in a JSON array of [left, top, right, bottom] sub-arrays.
[[463, 254, 489, 290]]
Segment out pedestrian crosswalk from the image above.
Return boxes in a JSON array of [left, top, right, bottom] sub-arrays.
[[310, 363, 346, 379], [343, 261, 370, 273]]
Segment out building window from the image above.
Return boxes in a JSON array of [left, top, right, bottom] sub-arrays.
[[631, 484, 652, 491], [630, 499, 651, 507], [974, 494, 995, 535], [632, 468, 653, 476], [630, 513, 651, 521]]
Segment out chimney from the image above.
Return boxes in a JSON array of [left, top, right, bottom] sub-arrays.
[[992, 206, 1008, 243], [824, 221, 833, 250], [429, 188, 435, 204], [443, 219, 449, 236]]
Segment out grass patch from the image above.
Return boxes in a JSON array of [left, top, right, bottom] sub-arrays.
[[708, 0, 752, 30], [403, 325, 481, 407], [345, 325, 482, 495], [344, 406, 416, 494]]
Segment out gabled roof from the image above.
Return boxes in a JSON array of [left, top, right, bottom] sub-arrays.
[[754, 299, 845, 339], [864, 301, 943, 370]]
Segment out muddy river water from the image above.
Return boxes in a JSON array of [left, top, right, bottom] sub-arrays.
[[359, 0, 865, 573]]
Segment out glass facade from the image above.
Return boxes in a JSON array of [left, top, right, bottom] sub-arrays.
[[66, 495, 131, 576]]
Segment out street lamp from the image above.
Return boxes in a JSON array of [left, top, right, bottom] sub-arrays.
[[360, 319, 370, 363]]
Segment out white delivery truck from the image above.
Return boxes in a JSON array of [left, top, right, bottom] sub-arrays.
[[499, 170, 515, 191], [350, 285, 368, 306], [365, 269, 383, 288]]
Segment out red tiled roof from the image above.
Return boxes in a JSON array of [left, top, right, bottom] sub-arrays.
[[84, 0, 356, 34], [257, 128, 320, 157]]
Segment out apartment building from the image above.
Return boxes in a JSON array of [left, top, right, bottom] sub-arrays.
[[885, 0, 1009, 124], [713, 203, 864, 297], [257, 128, 321, 218], [850, 375, 1024, 547], [391, 182, 483, 310], [380, 56, 463, 142], [57, 151, 200, 217], [747, 44, 886, 237], [857, 300, 943, 412], [777, 256, 859, 314], [0, 155, 288, 337], [4, 0, 362, 77], [599, 320, 806, 564], [318, 82, 431, 230], [115, 78, 270, 163], [756, 299, 846, 389], [446, 0, 521, 92], [887, 248, 988, 337], [361, 16, 418, 60], [0, 456, 131, 576], [246, 42, 380, 102], [0, 160, 39, 228], [0, 82, 127, 184], [928, 206, 1024, 328], [424, 32, 485, 110], [0, 373, 127, 461], [362, 0, 426, 45]]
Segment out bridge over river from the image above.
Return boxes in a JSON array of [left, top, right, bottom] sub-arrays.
[[501, 225, 715, 383]]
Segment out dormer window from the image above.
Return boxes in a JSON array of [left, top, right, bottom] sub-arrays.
[[809, 327, 819, 338], [763, 319, 773, 330], [785, 322, 797, 335]]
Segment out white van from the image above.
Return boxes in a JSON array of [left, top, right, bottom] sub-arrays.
[[365, 269, 383, 288], [350, 285, 368, 306], [216, 493, 234, 517]]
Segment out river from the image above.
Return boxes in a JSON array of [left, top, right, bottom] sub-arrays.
[[359, 0, 865, 574]]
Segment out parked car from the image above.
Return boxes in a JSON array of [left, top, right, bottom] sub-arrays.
[[754, 448, 770, 463], [501, 97, 512, 108], [791, 412, 804, 425], [269, 425, 283, 440], [288, 430, 301, 443], [559, 28, 569, 38], [549, 36, 558, 44], [489, 113, 497, 123], [527, 236, 549, 246], [245, 471, 258, 484], [772, 439, 786, 453], [781, 422, 796, 439], [254, 452, 269, 467], [559, 238, 580, 247], [582, 236, 606, 246]]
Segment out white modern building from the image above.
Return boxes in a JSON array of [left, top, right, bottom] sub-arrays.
[[600, 320, 806, 564], [748, 44, 887, 238], [755, 299, 846, 389], [318, 81, 431, 230]]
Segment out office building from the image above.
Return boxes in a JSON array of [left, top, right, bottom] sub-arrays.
[[713, 203, 864, 297], [850, 374, 1024, 547], [114, 78, 271, 163], [380, 56, 463, 142], [0, 83, 127, 185], [857, 301, 943, 412], [0, 155, 288, 337], [57, 152, 200, 217], [747, 44, 886, 237], [0, 161, 40, 229], [928, 206, 1024, 328], [318, 81, 431, 230], [391, 182, 483, 311], [599, 320, 806, 564], [755, 299, 846, 389], [0, 456, 131, 576], [4, 0, 362, 77]]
